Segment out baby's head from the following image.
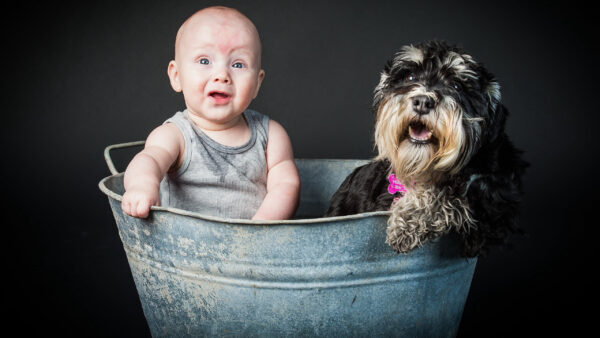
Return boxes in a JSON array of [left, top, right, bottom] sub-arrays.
[[168, 7, 265, 129]]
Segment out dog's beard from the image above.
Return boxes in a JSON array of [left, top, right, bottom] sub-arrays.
[[374, 89, 476, 184]]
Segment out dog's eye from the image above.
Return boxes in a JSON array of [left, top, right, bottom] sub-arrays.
[[452, 82, 460, 90], [406, 74, 415, 81]]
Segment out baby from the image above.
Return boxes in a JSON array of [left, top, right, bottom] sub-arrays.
[[122, 6, 300, 220]]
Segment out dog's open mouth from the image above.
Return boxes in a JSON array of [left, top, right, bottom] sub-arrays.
[[408, 122, 433, 144]]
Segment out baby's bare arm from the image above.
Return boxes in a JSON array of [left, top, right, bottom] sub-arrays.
[[252, 120, 300, 220], [122, 123, 183, 218]]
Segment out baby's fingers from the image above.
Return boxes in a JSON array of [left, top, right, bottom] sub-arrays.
[[135, 200, 152, 218], [121, 197, 133, 216], [122, 193, 153, 218]]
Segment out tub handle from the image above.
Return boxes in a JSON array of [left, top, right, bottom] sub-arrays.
[[104, 141, 145, 175]]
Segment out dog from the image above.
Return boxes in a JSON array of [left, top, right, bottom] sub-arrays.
[[326, 41, 527, 257]]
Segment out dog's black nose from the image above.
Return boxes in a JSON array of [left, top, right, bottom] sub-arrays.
[[412, 95, 435, 115]]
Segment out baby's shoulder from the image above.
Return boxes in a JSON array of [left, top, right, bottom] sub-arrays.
[[147, 122, 185, 147]]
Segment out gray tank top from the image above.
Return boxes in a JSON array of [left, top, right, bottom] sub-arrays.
[[159, 109, 269, 219]]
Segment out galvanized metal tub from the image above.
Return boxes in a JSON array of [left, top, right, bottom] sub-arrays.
[[99, 142, 477, 337]]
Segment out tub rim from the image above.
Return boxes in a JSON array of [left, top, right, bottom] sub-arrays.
[[99, 172, 391, 226], [100, 141, 391, 225]]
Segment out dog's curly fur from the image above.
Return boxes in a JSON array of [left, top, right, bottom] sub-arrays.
[[326, 41, 528, 257]]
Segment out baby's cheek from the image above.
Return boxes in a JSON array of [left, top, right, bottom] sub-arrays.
[[237, 83, 258, 104]]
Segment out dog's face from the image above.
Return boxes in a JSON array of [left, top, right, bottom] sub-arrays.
[[373, 41, 503, 184]]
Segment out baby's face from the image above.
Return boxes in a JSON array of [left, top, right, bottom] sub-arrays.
[[170, 11, 264, 129]]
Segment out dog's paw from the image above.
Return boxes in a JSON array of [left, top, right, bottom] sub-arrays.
[[385, 187, 464, 253], [385, 214, 424, 253]]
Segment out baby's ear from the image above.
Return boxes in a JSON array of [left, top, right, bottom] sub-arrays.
[[254, 69, 265, 98], [167, 61, 182, 92]]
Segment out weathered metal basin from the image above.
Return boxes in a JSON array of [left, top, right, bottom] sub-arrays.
[[99, 142, 476, 337]]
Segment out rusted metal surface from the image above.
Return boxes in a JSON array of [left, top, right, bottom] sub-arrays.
[[99, 143, 476, 337]]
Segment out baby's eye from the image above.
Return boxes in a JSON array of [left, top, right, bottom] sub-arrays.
[[199, 58, 210, 65], [232, 62, 244, 69]]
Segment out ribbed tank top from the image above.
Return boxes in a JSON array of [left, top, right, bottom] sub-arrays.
[[159, 109, 269, 219]]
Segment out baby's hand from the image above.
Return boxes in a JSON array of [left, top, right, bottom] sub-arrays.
[[121, 185, 160, 218]]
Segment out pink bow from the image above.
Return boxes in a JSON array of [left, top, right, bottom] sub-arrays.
[[387, 174, 407, 195]]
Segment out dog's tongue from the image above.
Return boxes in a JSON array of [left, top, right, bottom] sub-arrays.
[[411, 123, 429, 138], [408, 122, 431, 141]]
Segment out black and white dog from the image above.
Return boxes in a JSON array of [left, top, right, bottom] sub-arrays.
[[326, 41, 527, 257]]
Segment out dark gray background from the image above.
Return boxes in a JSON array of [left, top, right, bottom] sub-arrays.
[[5, 0, 595, 336]]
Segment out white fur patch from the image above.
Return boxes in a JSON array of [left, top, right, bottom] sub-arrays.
[[394, 45, 424, 66], [444, 52, 477, 80]]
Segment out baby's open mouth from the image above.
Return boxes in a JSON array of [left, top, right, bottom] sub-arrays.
[[209, 91, 230, 99], [408, 121, 433, 144]]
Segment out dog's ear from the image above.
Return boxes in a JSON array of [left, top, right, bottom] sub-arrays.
[[461, 134, 528, 257], [486, 80, 501, 112], [481, 80, 509, 146], [372, 60, 392, 114]]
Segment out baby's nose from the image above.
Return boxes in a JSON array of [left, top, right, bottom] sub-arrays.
[[212, 69, 231, 83], [213, 76, 230, 83]]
